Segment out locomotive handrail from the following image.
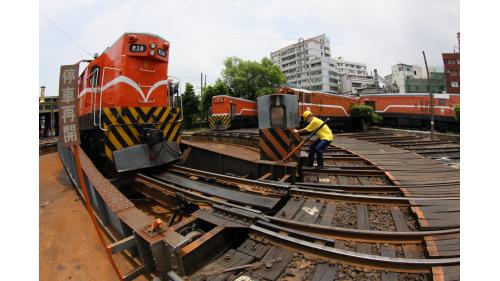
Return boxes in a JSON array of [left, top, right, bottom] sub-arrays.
[[99, 67, 121, 131], [139, 67, 155, 73], [167, 75, 183, 123]]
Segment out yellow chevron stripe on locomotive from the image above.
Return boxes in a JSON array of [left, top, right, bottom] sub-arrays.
[[208, 115, 231, 130], [101, 106, 182, 161]]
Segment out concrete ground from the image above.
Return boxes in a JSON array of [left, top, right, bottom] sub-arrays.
[[39, 152, 147, 281]]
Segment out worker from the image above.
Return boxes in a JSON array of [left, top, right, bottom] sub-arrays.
[[293, 111, 333, 168]]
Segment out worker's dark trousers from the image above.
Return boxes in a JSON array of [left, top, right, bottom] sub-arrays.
[[307, 139, 331, 167]]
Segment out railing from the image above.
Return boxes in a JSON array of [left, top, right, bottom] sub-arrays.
[[57, 143, 184, 281]]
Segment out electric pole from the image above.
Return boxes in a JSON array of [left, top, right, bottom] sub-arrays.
[[422, 51, 434, 140]]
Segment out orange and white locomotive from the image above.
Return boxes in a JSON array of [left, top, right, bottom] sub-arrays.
[[77, 33, 182, 172], [208, 95, 257, 130], [209, 86, 460, 131]]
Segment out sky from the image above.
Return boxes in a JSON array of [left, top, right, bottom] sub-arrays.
[[39, 0, 459, 96]]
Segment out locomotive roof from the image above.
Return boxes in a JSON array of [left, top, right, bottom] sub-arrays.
[[122, 32, 170, 44], [282, 87, 358, 100], [212, 95, 256, 103]]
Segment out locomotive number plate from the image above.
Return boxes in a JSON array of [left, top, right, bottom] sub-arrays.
[[129, 44, 146, 53], [157, 48, 167, 57]]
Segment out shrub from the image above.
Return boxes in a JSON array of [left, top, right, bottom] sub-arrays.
[[350, 104, 383, 130], [454, 104, 460, 120]]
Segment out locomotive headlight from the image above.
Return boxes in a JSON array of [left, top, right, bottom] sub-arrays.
[[150, 42, 156, 49], [150, 50, 155, 56]]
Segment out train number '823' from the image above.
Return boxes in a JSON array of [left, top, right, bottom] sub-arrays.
[[129, 44, 146, 53]]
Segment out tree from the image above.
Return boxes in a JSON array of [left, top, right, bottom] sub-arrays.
[[201, 79, 228, 120], [222, 56, 286, 100], [454, 104, 460, 120], [350, 104, 383, 131], [181, 83, 200, 127]]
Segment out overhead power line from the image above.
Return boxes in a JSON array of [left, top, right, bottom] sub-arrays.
[[39, 9, 93, 57]]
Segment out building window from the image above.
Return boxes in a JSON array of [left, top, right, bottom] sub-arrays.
[[414, 71, 417, 75], [451, 81, 459, 88]]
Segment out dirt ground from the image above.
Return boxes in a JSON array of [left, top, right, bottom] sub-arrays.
[[39, 152, 147, 281]]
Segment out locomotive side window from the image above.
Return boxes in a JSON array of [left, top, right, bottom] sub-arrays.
[[270, 106, 286, 128], [89, 66, 100, 87], [305, 94, 311, 103]]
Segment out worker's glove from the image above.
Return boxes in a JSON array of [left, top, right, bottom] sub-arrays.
[[293, 129, 298, 134]]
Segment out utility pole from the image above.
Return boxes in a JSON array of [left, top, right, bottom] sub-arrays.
[[422, 51, 434, 140], [200, 72, 203, 96]]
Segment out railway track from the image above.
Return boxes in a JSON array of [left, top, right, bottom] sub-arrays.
[[125, 157, 458, 280], [189, 129, 460, 168], [58, 129, 459, 281]]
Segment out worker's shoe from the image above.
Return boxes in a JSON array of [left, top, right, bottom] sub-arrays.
[[316, 155, 324, 169]]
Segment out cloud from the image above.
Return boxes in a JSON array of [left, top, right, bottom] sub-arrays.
[[40, 0, 459, 96]]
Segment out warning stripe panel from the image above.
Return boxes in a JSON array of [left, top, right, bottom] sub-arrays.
[[259, 128, 298, 161], [101, 106, 182, 161], [209, 115, 232, 130]]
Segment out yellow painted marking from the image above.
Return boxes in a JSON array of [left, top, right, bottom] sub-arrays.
[[162, 111, 179, 138], [168, 123, 181, 142], [129, 107, 141, 124], [105, 145, 113, 160]]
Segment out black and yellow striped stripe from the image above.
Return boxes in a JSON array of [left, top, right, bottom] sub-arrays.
[[102, 107, 182, 161], [208, 115, 231, 130], [259, 128, 301, 161]]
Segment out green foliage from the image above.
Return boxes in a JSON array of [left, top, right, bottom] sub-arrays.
[[182, 83, 200, 127], [350, 104, 383, 130], [454, 104, 460, 120], [201, 79, 228, 120], [222, 56, 286, 100]]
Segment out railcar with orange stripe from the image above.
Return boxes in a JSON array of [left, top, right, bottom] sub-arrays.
[[359, 93, 460, 130], [77, 33, 183, 172], [208, 95, 257, 130]]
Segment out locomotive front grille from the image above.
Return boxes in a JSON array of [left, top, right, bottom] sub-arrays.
[[208, 115, 231, 130], [101, 106, 182, 161]]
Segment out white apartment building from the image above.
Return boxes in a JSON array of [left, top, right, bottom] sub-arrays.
[[333, 57, 376, 95], [270, 34, 341, 94], [385, 63, 427, 93]]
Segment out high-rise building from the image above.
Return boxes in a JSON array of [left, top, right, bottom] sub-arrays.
[[333, 57, 376, 95], [442, 33, 460, 94], [270, 34, 341, 94]]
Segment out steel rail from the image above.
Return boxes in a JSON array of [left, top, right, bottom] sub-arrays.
[[169, 165, 289, 192], [289, 188, 459, 206], [135, 174, 262, 215], [262, 216, 459, 243], [250, 225, 459, 273]]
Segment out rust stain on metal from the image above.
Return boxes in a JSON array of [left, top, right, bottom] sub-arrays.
[[179, 225, 225, 257]]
